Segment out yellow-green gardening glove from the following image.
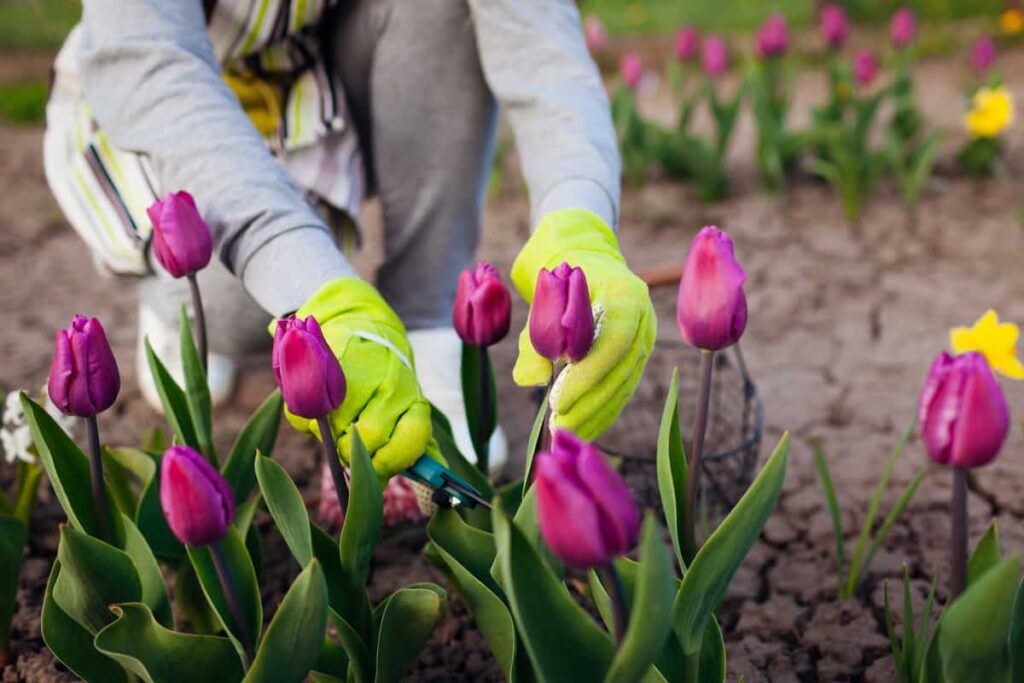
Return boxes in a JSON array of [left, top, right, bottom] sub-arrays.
[[284, 277, 438, 480], [511, 209, 656, 440]]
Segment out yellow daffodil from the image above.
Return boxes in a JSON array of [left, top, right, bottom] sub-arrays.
[[964, 86, 1015, 139], [950, 309, 1024, 379], [1001, 8, 1024, 35]]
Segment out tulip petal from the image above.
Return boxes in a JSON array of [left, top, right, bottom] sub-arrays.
[[535, 454, 611, 569], [574, 445, 640, 556]]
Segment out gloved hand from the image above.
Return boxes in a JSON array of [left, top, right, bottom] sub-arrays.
[[285, 277, 437, 480], [511, 209, 656, 440]]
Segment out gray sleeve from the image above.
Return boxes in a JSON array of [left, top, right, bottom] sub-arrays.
[[467, 0, 621, 228], [77, 0, 354, 316]]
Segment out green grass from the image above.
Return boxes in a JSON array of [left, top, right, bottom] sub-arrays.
[[0, 0, 80, 51], [0, 80, 48, 124]]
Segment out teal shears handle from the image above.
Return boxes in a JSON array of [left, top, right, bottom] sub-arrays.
[[403, 456, 491, 510]]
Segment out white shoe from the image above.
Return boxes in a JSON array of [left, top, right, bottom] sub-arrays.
[[407, 327, 509, 474], [137, 304, 238, 412]]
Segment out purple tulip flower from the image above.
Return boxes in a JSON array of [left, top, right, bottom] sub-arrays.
[[147, 191, 213, 279], [453, 262, 512, 347], [675, 25, 701, 62], [48, 314, 120, 418], [970, 36, 996, 74], [676, 226, 748, 352], [273, 315, 346, 419], [529, 263, 594, 363], [918, 351, 1010, 469], [891, 8, 917, 49], [756, 14, 789, 59], [584, 16, 608, 53], [160, 445, 235, 546], [820, 4, 849, 49], [701, 36, 730, 76], [853, 50, 880, 88], [534, 430, 640, 570], [620, 53, 643, 90]]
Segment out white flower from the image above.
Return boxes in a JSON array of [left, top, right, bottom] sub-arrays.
[[2, 424, 34, 464], [3, 390, 23, 426]]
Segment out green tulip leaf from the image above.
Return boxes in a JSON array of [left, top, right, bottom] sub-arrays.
[[311, 524, 372, 679], [105, 447, 185, 562], [53, 525, 142, 634], [94, 602, 243, 683], [674, 433, 789, 654], [521, 383, 552, 497], [255, 455, 312, 566], [144, 338, 200, 451], [41, 562, 128, 683], [489, 486, 562, 588], [373, 584, 448, 683], [1009, 576, 1024, 683], [493, 503, 615, 681], [0, 514, 26, 658], [605, 515, 676, 683], [430, 407, 493, 531], [340, 429, 382, 591], [187, 527, 263, 665], [656, 368, 688, 571], [180, 306, 216, 464], [173, 563, 219, 634], [121, 515, 172, 627], [244, 561, 329, 683], [21, 394, 125, 546], [311, 636, 349, 680], [938, 555, 1019, 682], [968, 520, 1002, 586], [222, 391, 283, 503], [461, 343, 498, 470]]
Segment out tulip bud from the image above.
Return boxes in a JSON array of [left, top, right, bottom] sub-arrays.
[[529, 263, 594, 363], [583, 15, 608, 53], [47, 315, 120, 418], [701, 36, 730, 77], [756, 14, 789, 59], [853, 50, 880, 88], [534, 430, 640, 570], [620, 53, 643, 90], [676, 226, 748, 352], [890, 8, 917, 49], [147, 191, 213, 278], [971, 36, 996, 74], [820, 4, 849, 49], [453, 262, 512, 347], [160, 445, 235, 546], [272, 315, 346, 419], [675, 25, 700, 62], [918, 352, 1009, 469]]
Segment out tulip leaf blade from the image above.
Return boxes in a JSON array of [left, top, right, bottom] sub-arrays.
[[373, 584, 448, 683], [604, 514, 676, 683], [94, 602, 243, 683], [120, 514, 173, 628], [41, 561, 129, 683], [0, 513, 26, 659], [179, 306, 216, 465], [20, 393, 126, 546], [492, 501, 615, 681], [674, 433, 789, 655], [339, 429, 383, 591], [1009, 576, 1024, 683], [243, 561, 329, 683], [522, 383, 553, 497], [256, 454, 312, 567], [967, 520, 1002, 586], [460, 343, 498, 472], [223, 391, 283, 504], [187, 527, 263, 666], [143, 338, 201, 452], [656, 367, 688, 571]]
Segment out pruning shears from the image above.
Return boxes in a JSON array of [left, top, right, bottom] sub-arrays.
[[403, 456, 491, 510]]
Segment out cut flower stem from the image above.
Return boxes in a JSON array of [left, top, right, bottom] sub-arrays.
[[210, 538, 254, 668], [317, 415, 350, 515], [187, 273, 208, 373], [85, 415, 110, 543], [599, 563, 629, 646], [683, 349, 714, 562]]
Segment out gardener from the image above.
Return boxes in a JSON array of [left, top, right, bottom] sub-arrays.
[[43, 0, 655, 477]]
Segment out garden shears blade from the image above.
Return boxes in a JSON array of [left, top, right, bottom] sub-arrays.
[[403, 456, 491, 510]]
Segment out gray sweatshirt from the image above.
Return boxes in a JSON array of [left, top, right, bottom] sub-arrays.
[[76, 0, 620, 315]]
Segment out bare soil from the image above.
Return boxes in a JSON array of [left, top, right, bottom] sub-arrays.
[[4, 47, 1024, 681]]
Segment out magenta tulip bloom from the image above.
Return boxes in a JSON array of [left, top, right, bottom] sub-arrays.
[[529, 263, 594, 363], [820, 4, 849, 49], [583, 15, 608, 53], [160, 446, 235, 546], [453, 262, 512, 347], [675, 25, 700, 62], [47, 314, 120, 418], [918, 352, 1009, 469], [970, 36, 996, 74], [273, 315, 346, 419], [853, 50, 880, 88], [756, 14, 789, 59], [534, 430, 640, 570], [890, 8, 917, 49], [701, 36, 730, 76], [147, 191, 213, 278], [620, 53, 643, 90], [676, 226, 747, 351]]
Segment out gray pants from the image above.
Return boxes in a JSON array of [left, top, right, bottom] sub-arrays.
[[141, 0, 498, 355]]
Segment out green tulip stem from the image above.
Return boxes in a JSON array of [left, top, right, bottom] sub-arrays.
[[476, 344, 491, 475], [683, 349, 715, 563], [951, 467, 968, 597], [317, 415, 350, 516], [85, 416, 110, 544], [600, 563, 629, 647], [211, 538, 254, 668], [187, 273, 208, 373]]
